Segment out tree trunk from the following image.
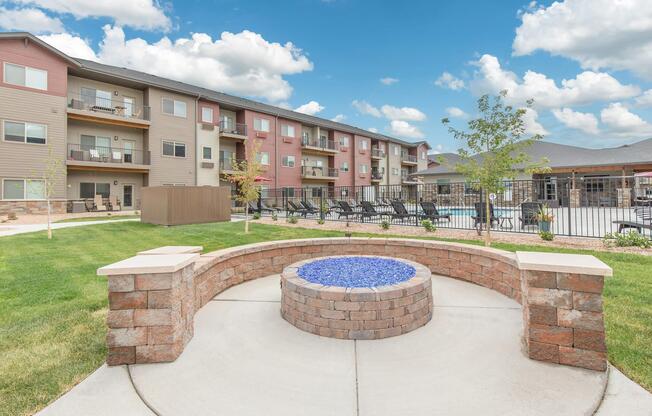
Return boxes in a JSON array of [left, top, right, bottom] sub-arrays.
[[484, 196, 491, 246], [47, 198, 52, 240], [244, 202, 249, 233]]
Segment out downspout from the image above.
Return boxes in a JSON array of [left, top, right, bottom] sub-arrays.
[[194, 95, 201, 186], [274, 113, 280, 190]]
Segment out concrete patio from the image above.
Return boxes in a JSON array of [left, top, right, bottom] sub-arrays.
[[37, 274, 652, 415]]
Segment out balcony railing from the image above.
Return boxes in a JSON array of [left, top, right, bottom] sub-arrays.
[[371, 148, 385, 158], [67, 144, 150, 165], [219, 121, 247, 136], [67, 92, 150, 121], [219, 157, 245, 171], [301, 166, 339, 178], [401, 153, 418, 163], [301, 137, 336, 151], [371, 168, 384, 180]]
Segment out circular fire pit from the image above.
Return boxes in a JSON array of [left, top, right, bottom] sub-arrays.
[[281, 256, 433, 340]]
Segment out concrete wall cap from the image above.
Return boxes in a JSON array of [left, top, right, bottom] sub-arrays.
[[138, 246, 203, 255], [98, 254, 199, 276], [516, 252, 613, 277]]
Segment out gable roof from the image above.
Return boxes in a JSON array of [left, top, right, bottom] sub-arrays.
[[417, 139, 652, 175], [0, 32, 82, 67]]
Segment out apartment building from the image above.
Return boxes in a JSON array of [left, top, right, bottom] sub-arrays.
[[0, 32, 429, 215]]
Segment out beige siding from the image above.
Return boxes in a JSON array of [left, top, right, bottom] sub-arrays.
[[67, 119, 145, 150], [67, 170, 144, 208], [387, 143, 402, 185], [0, 86, 67, 198], [68, 76, 145, 111], [145, 87, 196, 186], [197, 123, 219, 185]]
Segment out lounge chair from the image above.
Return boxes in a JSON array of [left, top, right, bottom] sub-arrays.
[[259, 200, 281, 212], [359, 201, 385, 221], [300, 200, 320, 215], [519, 202, 542, 228], [419, 201, 450, 222], [109, 195, 121, 211], [348, 199, 359, 209], [94, 194, 107, 211], [84, 199, 96, 212], [613, 206, 652, 233], [389, 200, 418, 222], [472, 202, 500, 234], [336, 201, 360, 219], [287, 200, 309, 217]]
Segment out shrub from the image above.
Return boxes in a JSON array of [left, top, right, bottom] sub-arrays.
[[604, 231, 651, 248], [271, 212, 278, 221], [380, 220, 390, 230], [252, 212, 261, 220], [538, 231, 554, 241], [421, 219, 436, 232], [346, 221, 351, 228], [317, 218, 325, 225], [287, 216, 298, 224]]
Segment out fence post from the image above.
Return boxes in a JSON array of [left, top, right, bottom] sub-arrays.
[[257, 192, 262, 214], [320, 188, 325, 221], [567, 179, 573, 236]]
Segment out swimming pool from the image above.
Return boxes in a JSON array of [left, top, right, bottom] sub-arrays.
[[438, 208, 514, 217]]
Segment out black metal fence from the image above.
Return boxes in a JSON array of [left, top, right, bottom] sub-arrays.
[[234, 176, 652, 238]]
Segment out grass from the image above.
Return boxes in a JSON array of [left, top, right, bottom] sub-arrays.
[[0, 221, 650, 415], [54, 215, 141, 223]]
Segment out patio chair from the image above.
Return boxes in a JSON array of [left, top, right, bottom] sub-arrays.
[[94, 194, 107, 211], [419, 201, 450, 222], [336, 201, 360, 219], [300, 200, 320, 215], [359, 201, 385, 221], [259, 200, 281, 213], [613, 206, 652, 233], [519, 202, 542, 228], [390, 200, 418, 222], [84, 199, 96, 212], [287, 200, 309, 217], [472, 202, 500, 234], [111, 151, 122, 163], [89, 148, 101, 162], [109, 195, 121, 211]]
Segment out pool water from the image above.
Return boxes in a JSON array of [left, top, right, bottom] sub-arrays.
[[439, 208, 514, 217], [297, 256, 416, 288]]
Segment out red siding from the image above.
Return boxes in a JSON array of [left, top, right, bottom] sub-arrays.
[[354, 134, 372, 186], [277, 118, 302, 189], [197, 99, 219, 125], [332, 130, 353, 187]]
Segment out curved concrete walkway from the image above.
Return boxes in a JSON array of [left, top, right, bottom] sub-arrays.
[[0, 218, 139, 237], [38, 275, 652, 416]]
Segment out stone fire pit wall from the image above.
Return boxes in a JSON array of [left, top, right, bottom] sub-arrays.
[[97, 238, 612, 371]]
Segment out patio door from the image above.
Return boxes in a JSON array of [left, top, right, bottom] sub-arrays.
[[123, 184, 134, 209], [544, 177, 557, 201], [123, 140, 135, 163]]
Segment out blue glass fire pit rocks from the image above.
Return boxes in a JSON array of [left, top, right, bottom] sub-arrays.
[[297, 256, 416, 288]]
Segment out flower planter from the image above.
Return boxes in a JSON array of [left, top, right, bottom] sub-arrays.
[[538, 220, 551, 232]]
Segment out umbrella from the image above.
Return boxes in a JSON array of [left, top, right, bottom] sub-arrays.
[[254, 176, 272, 182], [635, 172, 652, 177]]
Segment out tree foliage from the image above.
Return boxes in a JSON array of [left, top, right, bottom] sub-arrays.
[[226, 139, 265, 233]]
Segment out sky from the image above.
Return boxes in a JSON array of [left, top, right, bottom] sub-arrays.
[[1, 0, 652, 154]]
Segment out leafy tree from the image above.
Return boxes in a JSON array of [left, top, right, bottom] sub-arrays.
[[29, 145, 66, 239], [441, 91, 549, 246], [226, 139, 265, 233]]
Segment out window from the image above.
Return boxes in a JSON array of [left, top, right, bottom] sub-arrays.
[[202, 146, 212, 160], [282, 155, 295, 167], [257, 152, 270, 165], [421, 151, 427, 160], [436, 179, 451, 195], [4, 63, 47, 90], [162, 140, 186, 157], [339, 136, 349, 147], [201, 107, 213, 123], [392, 168, 399, 176], [360, 164, 368, 174], [360, 140, 368, 150], [254, 118, 270, 132], [393, 145, 400, 156], [79, 182, 110, 199], [283, 187, 295, 198], [341, 162, 349, 172], [3, 178, 46, 200], [123, 97, 134, 117], [378, 142, 385, 151], [3, 121, 46, 144], [281, 124, 295, 137], [464, 183, 480, 195], [162, 98, 187, 117]]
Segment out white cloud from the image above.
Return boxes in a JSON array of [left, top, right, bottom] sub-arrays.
[[41, 26, 313, 103], [513, 0, 652, 80], [434, 72, 465, 90], [367, 127, 379, 133], [331, 114, 346, 122], [352, 100, 382, 117], [380, 105, 426, 121], [380, 77, 399, 85], [522, 108, 548, 136], [430, 144, 444, 155], [470, 54, 640, 109], [38, 32, 98, 60], [12, 0, 171, 31], [389, 120, 425, 139], [552, 108, 600, 135], [294, 101, 324, 116], [0, 7, 64, 33], [600, 103, 652, 137], [445, 107, 468, 118], [634, 89, 652, 107]]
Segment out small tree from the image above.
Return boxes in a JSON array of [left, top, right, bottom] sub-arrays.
[[30, 145, 66, 239], [226, 140, 264, 233], [441, 91, 549, 246]]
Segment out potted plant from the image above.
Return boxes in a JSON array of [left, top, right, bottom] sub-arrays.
[[536, 204, 554, 233]]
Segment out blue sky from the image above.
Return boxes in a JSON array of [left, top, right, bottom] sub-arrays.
[[2, 0, 652, 152]]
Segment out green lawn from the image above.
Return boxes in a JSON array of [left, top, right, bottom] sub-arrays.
[[54, 214, 141, 223], [0, 221, 650, 415]]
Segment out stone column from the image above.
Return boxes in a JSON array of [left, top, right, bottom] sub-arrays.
[[569, 189, 581, 208], [516, 252, 612, 372], [98, 253, 199, 365], [617, 188, 631, 208]]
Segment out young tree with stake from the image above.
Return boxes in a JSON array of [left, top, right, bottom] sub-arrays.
[[226, 139, 265, 233], [441, 91, 549, 246]]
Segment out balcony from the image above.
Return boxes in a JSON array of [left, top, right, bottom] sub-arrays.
[[301, 137, 338, 155], [66, 144, 150, 173], [219, 121, 248, 141], [401, 153, 418, 165], [371, 168, 384, 182], [301, 166, 339, 181], [219, 157, 245, 174], [67, 92, 151, 129], [371, 148, 385, 159]]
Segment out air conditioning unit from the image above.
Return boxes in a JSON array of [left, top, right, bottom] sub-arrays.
[[201, 123, 215, 131]]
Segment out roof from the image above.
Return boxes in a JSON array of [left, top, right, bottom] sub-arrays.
[[0, 32, 429, 149], [416, 139, 652, 175]]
